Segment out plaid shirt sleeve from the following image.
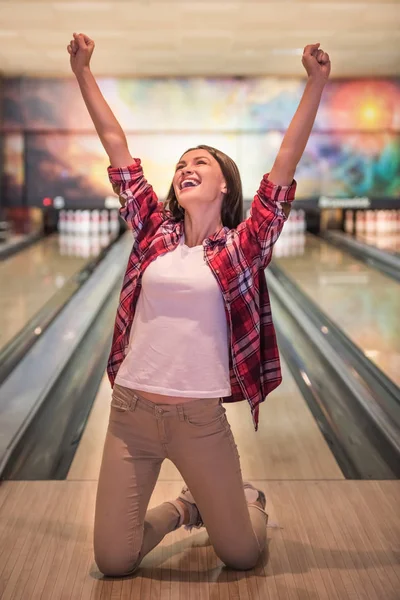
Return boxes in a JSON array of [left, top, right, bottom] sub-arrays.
[[245, 173, 297, 269], [107, 158, 162, 236]]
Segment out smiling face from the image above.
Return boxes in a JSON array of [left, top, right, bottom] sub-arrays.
[[164, 144, 244, 230], [172, 149, 227, 212]]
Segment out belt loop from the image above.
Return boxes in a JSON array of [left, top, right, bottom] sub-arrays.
[[177, 404, 185, 422], [130, 396, 139, 411]]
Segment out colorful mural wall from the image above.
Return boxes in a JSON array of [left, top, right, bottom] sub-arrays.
[[2, 77, 400, 208]]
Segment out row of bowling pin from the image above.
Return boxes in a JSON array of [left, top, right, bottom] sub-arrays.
[[58, 209, 120, 234], [59, 231, 117, 258], [274, 232, 305, 257], [345, 210, 400, 235]]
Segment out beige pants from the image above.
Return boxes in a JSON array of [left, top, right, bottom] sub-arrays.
[[94, 384, 268, 577]]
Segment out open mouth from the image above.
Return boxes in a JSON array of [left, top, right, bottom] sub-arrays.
[[180, 178, 201, 191]]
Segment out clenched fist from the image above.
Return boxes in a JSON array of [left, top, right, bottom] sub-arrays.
[[302, 43, 331, 82], [67, 32, 95, 75]]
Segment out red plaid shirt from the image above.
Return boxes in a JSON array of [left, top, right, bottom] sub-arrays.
[[107, 159, 296, 431]]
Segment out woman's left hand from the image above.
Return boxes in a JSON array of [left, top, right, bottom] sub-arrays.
[[302, 43, 331, 82]]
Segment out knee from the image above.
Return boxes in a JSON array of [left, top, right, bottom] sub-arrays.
[[94, 548, 141, 578], [224, 557, 260, 571], [219, 548, 262, 571]]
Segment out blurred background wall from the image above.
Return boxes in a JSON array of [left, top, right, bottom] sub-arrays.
[[1, 76, 399, 211]]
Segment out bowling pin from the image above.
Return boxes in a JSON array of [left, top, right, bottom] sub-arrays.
[[345, 210, 353, 234], [100, 210, 109, 233], [66, 210, 74, 233], [365, 210, 373, 234], [58, 210, 66, 233], [90, 210, 100, 234], [355, 211, 365, 234], [75, 210, 82, 233], [371, 210, 377, 233], [376, 210, 384, 234], [391, 210, 397, 233], [110, 209, 120, 234], [384, 210, 391, 233], [387, 210, 393, 233], [81, 210, 90, 234]]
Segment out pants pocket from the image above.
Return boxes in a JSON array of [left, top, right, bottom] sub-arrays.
[[184, 402, 226, 427], [110, 386, 131, 412], [110, 396, 129, 412]]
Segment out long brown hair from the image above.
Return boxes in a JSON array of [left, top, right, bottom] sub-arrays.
[[163, 145, 243, 229]]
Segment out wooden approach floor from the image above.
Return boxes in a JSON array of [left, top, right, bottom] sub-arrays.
[[1, 372, 399, 599], [0, 479, 399, 599]]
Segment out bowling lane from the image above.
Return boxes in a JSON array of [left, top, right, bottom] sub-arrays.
[[0, 232, 111, 351], [68, 361, 344, 482], [274, 233, 400, 386]]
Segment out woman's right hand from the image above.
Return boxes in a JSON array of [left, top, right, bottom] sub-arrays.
[[67, 32, 95, 75]]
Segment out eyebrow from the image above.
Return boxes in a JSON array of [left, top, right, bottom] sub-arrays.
[[176, 156, 210, 167]]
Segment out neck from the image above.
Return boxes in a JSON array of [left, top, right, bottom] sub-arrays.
[[183, 213, 223, 248]]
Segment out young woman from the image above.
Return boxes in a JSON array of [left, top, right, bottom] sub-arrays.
[[68, 32, 330, 577]]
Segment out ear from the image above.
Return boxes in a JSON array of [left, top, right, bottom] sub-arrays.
[[221, 181, 228, 194]]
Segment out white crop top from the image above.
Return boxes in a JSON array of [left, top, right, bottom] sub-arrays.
[[114, 233, 232, 398]]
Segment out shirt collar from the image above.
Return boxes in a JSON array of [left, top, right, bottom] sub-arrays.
[[169, 220, 228, 246], [205, 225, 229, 246]]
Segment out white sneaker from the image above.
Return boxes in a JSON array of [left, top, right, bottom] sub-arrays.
[[243, 481, 268, 516], [168, 482, 267, 532], [166, 485, 204, 532]]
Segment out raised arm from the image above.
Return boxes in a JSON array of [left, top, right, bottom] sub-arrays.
[[68, 33, 161, 234], [241, 44, 330, 268], [269, 43, 331, 188], [68, 32, 134, 168]]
